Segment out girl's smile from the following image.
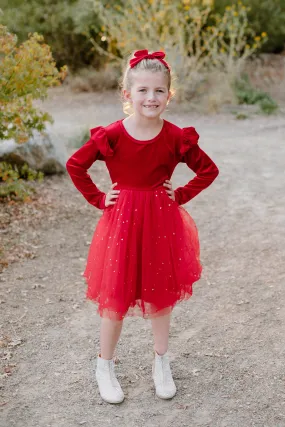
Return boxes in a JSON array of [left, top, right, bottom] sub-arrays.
[[124, 70, 170, 119]]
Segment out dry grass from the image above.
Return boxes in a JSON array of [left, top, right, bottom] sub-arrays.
[[68, 63, 121, 93]]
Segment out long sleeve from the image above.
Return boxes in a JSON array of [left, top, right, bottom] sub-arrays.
[[174, 127, 219, 206], [66, 126, 114, 210]]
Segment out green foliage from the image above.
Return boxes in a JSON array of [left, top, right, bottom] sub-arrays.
[[258, 97, 279, 114], [0, 25, 67, 143], [209, 3, 268, 74], [233, 74, 278, 114], [235, 112, 248, 120], [0, 0, 104, 71], [213, 0, 285, 53], [0, 161, 44, 201]]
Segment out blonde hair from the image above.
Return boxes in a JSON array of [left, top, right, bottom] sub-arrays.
[[119, 51, 173, 115]]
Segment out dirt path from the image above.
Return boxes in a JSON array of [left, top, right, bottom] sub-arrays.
[[1, 89, 285, 427]]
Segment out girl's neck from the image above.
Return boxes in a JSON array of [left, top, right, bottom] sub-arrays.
[[126, 114, 163, 130], [122, 114, 164, 141]]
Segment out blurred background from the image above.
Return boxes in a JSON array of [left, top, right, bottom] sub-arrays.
[[1, 0, 285, 113]]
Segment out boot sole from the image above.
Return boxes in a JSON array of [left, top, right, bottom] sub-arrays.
[[155, 389, 177, 399], [99, 394, 125, 404]]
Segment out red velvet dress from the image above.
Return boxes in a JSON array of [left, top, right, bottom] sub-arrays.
[[66, 119, 219, 320]]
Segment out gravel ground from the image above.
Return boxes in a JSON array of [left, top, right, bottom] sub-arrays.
[[1, 88, 285, 427]]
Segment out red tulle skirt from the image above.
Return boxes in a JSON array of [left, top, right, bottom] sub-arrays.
[[84, 186, 202, 320]]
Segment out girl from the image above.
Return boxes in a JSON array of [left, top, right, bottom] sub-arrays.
[[66, 49, 219, 404]]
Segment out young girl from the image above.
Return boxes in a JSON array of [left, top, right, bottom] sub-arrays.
[[66, 49, 219, 404]]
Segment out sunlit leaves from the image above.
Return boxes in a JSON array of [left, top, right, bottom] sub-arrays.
[[0, 25, 67, 143]]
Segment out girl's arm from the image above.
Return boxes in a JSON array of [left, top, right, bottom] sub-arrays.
[[66, 127, 113, 210], [174, 128, 219, 206]]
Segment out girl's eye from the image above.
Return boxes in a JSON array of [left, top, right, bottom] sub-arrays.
[[138, 89, 164, 92]]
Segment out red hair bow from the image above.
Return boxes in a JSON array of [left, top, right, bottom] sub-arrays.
[[129, 49, 170, 70]]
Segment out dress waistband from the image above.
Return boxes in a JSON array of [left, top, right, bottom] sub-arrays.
[[114, 184, 166, 192]]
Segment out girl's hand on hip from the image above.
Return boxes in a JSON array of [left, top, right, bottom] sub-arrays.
[[163, 180, 175, 201], [105, 182, 120, 207]]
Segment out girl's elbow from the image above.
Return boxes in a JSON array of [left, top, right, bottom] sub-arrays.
[[207, 165, 219, 183], [66, 157, 74, 172], [214, 166, 219, 178]]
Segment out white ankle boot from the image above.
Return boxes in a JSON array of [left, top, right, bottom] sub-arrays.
[[152, 351, 177, 399], [95, 354, 124, 404]]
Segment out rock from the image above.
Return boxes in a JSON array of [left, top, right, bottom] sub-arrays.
[[0, 130, 68, 175]]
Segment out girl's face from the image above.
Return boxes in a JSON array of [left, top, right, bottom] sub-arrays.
[[124, 70, 170, 119]]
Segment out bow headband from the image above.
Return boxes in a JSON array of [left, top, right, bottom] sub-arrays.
[[129, 49, 170, 70]]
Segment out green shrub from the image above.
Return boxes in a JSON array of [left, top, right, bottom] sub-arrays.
[[259, 97, 279, 114], [214, 0, 285, 53], [0, 161, 44, 201], [0, 0, 104, 71], [233, 73, 278, 114]]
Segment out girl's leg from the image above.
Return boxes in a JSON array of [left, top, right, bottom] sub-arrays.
[[96, 317, 125, 404], [100, 317, 124, 360], [151, 312, 171, 355], [151, 312, 177, 399]]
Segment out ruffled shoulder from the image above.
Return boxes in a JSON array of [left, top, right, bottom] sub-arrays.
[[90, 126, 114, 157], [180, 127, 200, 155]]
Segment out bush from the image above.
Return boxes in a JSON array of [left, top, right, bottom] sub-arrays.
[[92, 0, 267, 101], [209, 4, 268, 74], [0, 0, 104, 71], [214, 0, 285, 53], [0, 25, 67, 143], [69, 63, 121, 92], [233, 73, 278, 114], [0, 161, 44, 202]]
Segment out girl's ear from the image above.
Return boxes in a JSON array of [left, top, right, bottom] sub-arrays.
[[123, 89, 132, 103]]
